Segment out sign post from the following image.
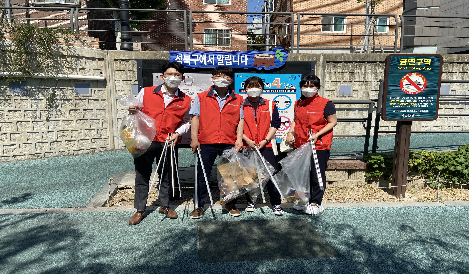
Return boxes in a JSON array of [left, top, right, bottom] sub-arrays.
[[382, 54, 443, 198]]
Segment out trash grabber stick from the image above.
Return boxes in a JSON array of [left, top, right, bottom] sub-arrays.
[[309, 129, 324, 191], [170, 141, 175, 197], [194, 153, 198, 209], [148, 136, 170, 194], [197, 149, 214, 206], [172, 141, 182, 198], [158, 139, 169, 193], [253, 149, 266, 204], [254, 146, 285, 200]]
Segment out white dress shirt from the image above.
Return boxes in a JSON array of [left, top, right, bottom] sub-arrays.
[[136, 85, 191, 136]]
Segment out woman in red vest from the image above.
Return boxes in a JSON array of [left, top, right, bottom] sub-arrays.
[[285, 75, 337, 215], [242, 76, 284, 216]]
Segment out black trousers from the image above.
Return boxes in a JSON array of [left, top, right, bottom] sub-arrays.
[[309, 149, 330, 205], [195, 144, 237, 207], [246, 147, 282, 206], [134, 141, 177, 212]]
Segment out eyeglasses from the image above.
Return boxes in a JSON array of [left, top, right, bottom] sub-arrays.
[[213, 74, 232, 80], [164, 73, 182, 77]]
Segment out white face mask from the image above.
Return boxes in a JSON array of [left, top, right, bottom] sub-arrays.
[[164, 76, 182, 88], [212, 78, 231, 88], [246, 88, 263, 97], [301, 88, 318, 98]]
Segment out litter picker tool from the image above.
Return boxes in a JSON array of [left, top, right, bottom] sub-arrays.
[[309, 129, 324, 191], [194, 153, 198, 209], [171, 140, 182, 198], [148, 133, 170, 194], [197, 149, 214, 206], [254, 146, 285, 200]]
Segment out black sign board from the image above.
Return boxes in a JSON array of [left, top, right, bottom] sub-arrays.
[[383, 54, 443, 121]]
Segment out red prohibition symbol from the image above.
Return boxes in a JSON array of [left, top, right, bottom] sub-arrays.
[[400, 72, 427, 95]]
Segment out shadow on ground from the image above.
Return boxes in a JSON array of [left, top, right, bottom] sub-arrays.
[[1, 209, 469, 273]]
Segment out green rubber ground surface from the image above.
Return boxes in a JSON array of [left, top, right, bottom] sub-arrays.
[[1, 133, 468, 210], [1, 206, 469, 274]]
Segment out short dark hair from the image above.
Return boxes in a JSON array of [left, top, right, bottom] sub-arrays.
[[299, 75, 320, 89], [244, 76, 264, 89], [162, 62, 185, 75], [212, 66, 234, 79]]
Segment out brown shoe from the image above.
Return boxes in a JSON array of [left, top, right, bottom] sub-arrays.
[[159, 207, 178, 219], [225, 204, 241, 217], [129, 211, 147, 225], [191, 207, 204, 219]]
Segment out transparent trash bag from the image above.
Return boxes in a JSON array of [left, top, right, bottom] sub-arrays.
[[118, 96, 156, 158], [217, 148, 260, 204], [245, 149, 276, 203], [273, 142, 312, 207]]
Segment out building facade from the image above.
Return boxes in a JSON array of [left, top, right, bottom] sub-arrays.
[[274, 0, 403, 53], [402, 0, 469, 54]]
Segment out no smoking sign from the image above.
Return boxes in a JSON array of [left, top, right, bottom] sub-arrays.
[[383, 54, 442, 121], [400, 72, 427, 95]]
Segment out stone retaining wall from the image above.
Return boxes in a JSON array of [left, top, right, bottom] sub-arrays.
[[1, 50, 468, 162]]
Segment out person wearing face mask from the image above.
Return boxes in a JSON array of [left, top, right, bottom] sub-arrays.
[[189, 66, 245, 219], [127, 62, 192, 225], [285, 75, 337, 215], [241, 76, 284, 216]]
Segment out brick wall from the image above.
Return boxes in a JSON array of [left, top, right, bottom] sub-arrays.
[[140, 0, 248, 51], [293, 0, 403, 51], [0, 48, 109, 161]]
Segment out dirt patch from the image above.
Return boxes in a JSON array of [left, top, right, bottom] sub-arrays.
[[106, 184, 469, 207]]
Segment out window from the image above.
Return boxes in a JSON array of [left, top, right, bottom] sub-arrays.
[[321, 16, 346, 32], [377, 17, 389, 33], [204, 29, 231, 47], [203, 0, 230, 4]]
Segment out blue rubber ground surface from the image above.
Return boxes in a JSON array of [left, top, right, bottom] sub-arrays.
[[1, 206, 469, 274], [1, 133, 468, 209]]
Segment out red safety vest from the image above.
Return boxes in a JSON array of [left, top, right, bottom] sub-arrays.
[[243, 98, 273, 148], [293, 94, 333, 150], [198, 87, 243, 145], [142, 85, 191, 142]]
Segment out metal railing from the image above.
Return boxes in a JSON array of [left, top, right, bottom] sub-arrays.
[[2, 7, 469, 54], [333, 100, 375, 156], [372, 79, 469, 153]]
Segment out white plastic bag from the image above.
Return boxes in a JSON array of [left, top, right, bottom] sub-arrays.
[[118, 96, 156, 158], [217, 148, 260, 204], [274, 142, 312, 207], [246, 149, 276, 203]]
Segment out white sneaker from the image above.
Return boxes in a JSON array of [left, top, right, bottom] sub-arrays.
[[245, 203, 255, 212], [304, 203, 324, 215], [273, 205, 284, 216]]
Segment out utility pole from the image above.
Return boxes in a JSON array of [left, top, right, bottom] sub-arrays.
[[6, 0, 12, 24], [119, 0, 133, 51], [264, 0, 270, 50], [364, 0, 370, 51]]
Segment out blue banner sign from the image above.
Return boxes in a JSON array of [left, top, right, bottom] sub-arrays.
[[234, 73, 301, 141], [383, 54, 443, 121], [234, 73, 301, 96], [170, 47, 288, 70]]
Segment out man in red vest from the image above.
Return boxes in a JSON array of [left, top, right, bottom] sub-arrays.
[[128, 62, 192, 225], [189, 66, 244, 219]]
